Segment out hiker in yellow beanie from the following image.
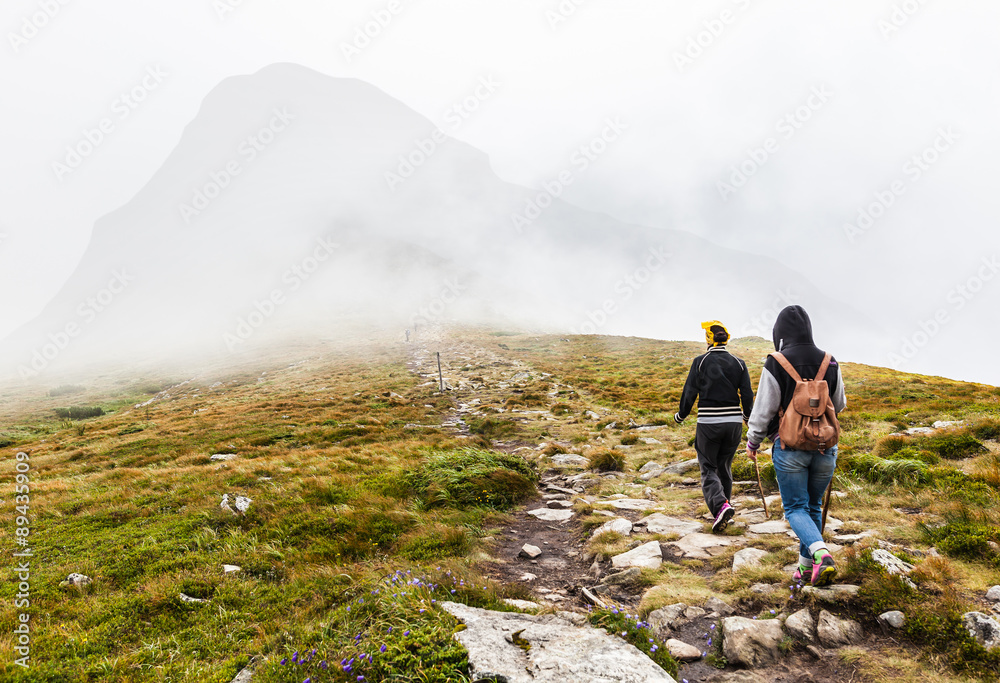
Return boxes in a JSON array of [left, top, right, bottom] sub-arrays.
[[674, 321, 754, 532]]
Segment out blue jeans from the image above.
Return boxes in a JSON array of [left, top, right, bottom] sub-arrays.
[[771, 438, 838, 562]]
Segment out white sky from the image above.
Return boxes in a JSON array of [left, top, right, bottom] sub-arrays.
[[2, 0, 999, 380]]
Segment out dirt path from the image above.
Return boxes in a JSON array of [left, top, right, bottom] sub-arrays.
[[406, 327, 876, 682]]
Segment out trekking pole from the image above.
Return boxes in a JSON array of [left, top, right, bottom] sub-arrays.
[[821, 479, 834, 533], [751, 453, 769, 519]]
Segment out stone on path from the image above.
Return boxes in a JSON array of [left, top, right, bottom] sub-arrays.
[[639, 461, 662, 473], [647, 604, 688, 633], [816, 610, 863, 648], [503, 599, 543, 611], [705, 597, 735, 616], [519, 544, 542, 559], [664, 458, 700, 475], [637, 514, 702, 537], [732, 548, 768, 573], [593, 517, 633, 537], [987, 585, 1000, 603], [784, 608, 816, 642], [748, 520, 790, 534], [666, 638, 703, 661], [526, 508, 574, 523], [607, 498, 661, 511], [601, 567, 642, 586], [551, 454, 588, 466], [870, 548, 917, 588], [547, 500, 575, 509], [833, 532, 875, 545], [611, 541, 662, 570], [962, 612, 1000, 650], [671, 533, 735, 559], [800, 584, 859, 602], [440, 602, 677, 682], [640, 466, 666, 481], [722, 616, 784, 667], [878, 610, 906, 630]]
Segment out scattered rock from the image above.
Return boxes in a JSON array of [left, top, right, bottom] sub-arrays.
[[666, 638, 702, 661], [581, 587, 606, 608], [748, 520, 790, 534], [440, 602, 677, 682], [601, 567, 642, 585], [639, 461, 662, 474], [784, 608, 816, 642], [607, 498, 661, 511], [519, 544, 542, 559], [503, 599, 543, 611], [987, 586, 1000, 603], [585, 410, 601, 421], [800, 584, 860, 603], [832, 532, 874, 545], [732, 548, 769, 573], [750, 583, 776, 595], [962, 612, 1000, 650], [664, 458, 700, 475], [526, 508, 574, 523], [933, 420, 963, 429], [722, 616, 784, 667], [221, 494, 252, 516], [547, 500, 575, 509], [704, 597, 735, 616], [671, 532, 734, 559], [640, 438, 662, 445], [520, 573, 537, 582], [870, 548, 917, 588], [647, 603, 688, 632], [611, 541, 662, 570], [229, 656, 260, 683], [210, 453, 238, 461], [640, 466, 666, 481], [551, 454, 589, 466], [878, 610, 905, 630], [636, 514, 702, 537], [179, 593, 208, 604], [683, 606, 706, 620], [62, 573, 92, 590], [223, 565, 242, 574], [593, 517, 633, 537], [817, 610, 863, 648]]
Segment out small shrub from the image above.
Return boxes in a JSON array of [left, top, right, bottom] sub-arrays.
[[872, 434, 909, 459], [49, 384, 85, 397], [970, 418, 1000, 441], [404, 448, 537, 510], [620, 433, 639, 446], [588, 448, 625, 472], [118, 424, 145, 436], [919, 431, 986, 459], [399, 525, 470, 560], [847, 453, 929, 485], [54, 406, 105, 420], [467, 417, 519, 440], [541, 443, 567, 456], [920, 508, 999, 563], [550, 403, 573, 416]]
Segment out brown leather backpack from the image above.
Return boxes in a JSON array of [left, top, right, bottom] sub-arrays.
[[771, 352, 841, 451]]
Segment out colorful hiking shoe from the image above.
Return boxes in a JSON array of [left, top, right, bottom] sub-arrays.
[[811, 552, 837, 587], [712, 502, 735, 533], [792, 565, 812, 586]]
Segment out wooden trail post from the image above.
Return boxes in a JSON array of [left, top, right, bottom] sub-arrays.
[[437, 352, 444, 391]]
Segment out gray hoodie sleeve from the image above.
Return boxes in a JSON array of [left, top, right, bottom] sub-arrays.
[[832, 365, 847, 413], [746, 367, 780, 446]]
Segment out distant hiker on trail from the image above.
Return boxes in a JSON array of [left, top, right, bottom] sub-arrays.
[[746, 305, 846, 588], [674, 321, 754, 534]]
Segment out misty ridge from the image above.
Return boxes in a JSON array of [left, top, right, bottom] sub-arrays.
[[4, 63, 891, 385]]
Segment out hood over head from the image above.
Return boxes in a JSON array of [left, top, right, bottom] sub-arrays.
[[772, 305, 814, 351]]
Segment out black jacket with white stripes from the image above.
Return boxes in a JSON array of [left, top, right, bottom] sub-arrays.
[[674, 345, 754, 425]]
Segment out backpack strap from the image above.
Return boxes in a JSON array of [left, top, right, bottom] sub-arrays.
[[815, 353, 832, 382], [769, 352, 803, 383]]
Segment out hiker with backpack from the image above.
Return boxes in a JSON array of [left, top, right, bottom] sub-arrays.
[[746, 305, 847, 587], [674, 321, 754, 534]]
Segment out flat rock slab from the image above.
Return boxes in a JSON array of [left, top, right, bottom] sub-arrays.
[[612, 541, 663, 570], [963, 611, 1000, 650], [551, 454, 589, 466], [607, 498, 661, 511], [440, 602, 677, 682], [526, 508, 575, 523], [672, 533, 735, 559], [664, 458, 701, 475], [637, 514, 702, 537], [722, 616, 784, 667], [732, 548, 768, 573], [800, 584, 860, 603], [748, 520, 790, 534], [594, 518, 633, 537]]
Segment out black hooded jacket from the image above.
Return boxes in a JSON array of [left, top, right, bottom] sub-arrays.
[[746, 306, 847, 445]]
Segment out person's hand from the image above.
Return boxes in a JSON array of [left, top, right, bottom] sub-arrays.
[[673, 412, 684, 425], [746, 441, 760, 461]]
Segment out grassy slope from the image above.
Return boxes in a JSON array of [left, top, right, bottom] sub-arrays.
[[0, 328, 999, 682]]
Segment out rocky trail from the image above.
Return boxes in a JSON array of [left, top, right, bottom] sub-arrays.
[[403, 328, 1000, 682]]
